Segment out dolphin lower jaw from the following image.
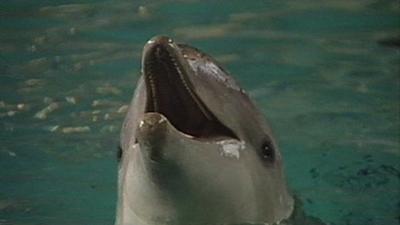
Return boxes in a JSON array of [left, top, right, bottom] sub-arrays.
[[142, 36, 237, 140], [136, 113, 167, 150]]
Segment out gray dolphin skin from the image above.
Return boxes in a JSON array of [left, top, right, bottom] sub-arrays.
[[116, 36, 295, 225]]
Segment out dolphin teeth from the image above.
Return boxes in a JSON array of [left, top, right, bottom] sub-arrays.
[[146, 73, 158, 111], [167, 51, 213, 121], [142, 41, 237, 140]]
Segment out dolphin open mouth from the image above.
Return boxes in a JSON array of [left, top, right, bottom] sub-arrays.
[[142, 36, 237, 140]]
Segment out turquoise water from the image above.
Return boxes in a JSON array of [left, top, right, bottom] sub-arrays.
[[0, 1, 399, 224]]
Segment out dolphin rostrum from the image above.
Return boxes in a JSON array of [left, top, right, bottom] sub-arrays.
[[116, 36, 295, 225]]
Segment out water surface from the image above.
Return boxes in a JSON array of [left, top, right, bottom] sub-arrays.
[[0, 1, 399, 224]]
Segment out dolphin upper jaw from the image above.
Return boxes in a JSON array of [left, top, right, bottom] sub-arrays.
[[141, 36, 238, 141], [141, 36, 204, 117]]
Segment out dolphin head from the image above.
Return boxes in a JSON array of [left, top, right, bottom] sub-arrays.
[[116, 36, 294, 225]]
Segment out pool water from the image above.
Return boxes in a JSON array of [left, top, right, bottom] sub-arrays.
[[0, 1, 399, 224]]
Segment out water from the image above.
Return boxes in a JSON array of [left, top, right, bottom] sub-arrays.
[[0, 1, 399, 224]]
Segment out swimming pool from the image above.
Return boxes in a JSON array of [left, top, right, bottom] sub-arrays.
[[0, 1, 399, 224]]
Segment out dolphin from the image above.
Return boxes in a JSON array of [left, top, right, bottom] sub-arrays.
[[116, 36, 295, 225]]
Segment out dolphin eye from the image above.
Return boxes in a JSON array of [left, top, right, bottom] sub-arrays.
[[260, 140, 275, 162]]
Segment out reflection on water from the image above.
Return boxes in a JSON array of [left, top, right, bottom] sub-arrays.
[[0, 0, 399, 224]]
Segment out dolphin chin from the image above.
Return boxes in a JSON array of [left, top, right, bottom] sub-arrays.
[[116, 36, 295, 225]]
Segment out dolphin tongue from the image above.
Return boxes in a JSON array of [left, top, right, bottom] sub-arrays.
[[142, 37, 236, 140]]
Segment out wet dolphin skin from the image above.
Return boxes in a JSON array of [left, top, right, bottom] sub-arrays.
[[116, 36, 294, 225]]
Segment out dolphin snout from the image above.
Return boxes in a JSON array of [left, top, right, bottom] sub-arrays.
[[145, 35, 174, 47]]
